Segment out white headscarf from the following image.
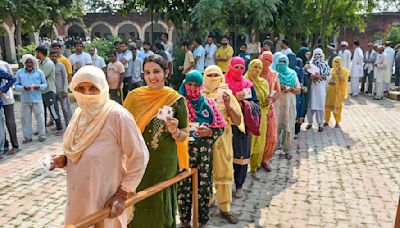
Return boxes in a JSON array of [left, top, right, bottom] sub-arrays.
[[20, 54, 38, 68], [64, 66, 119, 163]]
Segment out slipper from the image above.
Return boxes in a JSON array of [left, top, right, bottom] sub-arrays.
[[220, 211, 239, 224]]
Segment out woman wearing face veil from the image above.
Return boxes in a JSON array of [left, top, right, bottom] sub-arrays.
[[51, 66, 149, 228]]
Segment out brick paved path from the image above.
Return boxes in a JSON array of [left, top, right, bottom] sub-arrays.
[[0, 95, 399, 228]]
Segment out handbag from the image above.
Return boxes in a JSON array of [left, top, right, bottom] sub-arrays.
[[243, 100, 261, 136]]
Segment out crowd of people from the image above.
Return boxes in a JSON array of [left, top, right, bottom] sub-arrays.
[[0, 33, 399, 227]]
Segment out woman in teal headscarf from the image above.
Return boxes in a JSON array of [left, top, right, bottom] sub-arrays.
[[275, 55, 301, 159], [177, 70, 226, 228]]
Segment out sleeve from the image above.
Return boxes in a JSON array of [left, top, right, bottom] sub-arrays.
[[209, 45, 217, 57], [38, 70, 48, 90], [15, 71, 23, 92], [85, 54, 92, 65], [61, 65, 68, 92], [65, 58, 73, 75], [175, 97, 189, 129], [115, 109, 149, 193], [101, 59, 107, 69], [188, 52, 195, 63], [41, 63, 53, 79], [125, 52, 133, 61], [0, 69, 16, 93], [5, 63, 13, 76], [119, 62, 125, 73]]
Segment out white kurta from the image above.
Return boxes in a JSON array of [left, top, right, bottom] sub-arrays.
[[374, 53, 390, 83], [384, 47, 395, 76], [310, 79, 328, 111], [350, 47, 364, 78], [338, 50, 352, 70]]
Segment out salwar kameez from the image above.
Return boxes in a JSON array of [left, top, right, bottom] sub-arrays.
[[178, 129, 223, 224], [259, 52, 280, 166], [245, 59, 270, 173], [325, 57, 349, 125], [276, 80, 300, 153], [233, 86, 259, 189], [203, 65, 244, 214], [177, 70, 226, 226], [128, 98, 188, 228]]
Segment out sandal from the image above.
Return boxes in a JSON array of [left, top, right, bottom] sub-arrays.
[[220, 211, 239, 224], [22, 138, 33, 144]]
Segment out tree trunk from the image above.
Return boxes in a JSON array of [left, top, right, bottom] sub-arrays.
[[15, 19, 22, 47]]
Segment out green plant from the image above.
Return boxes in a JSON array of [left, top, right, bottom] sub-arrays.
[[84, 36, 121, 63], [16, 43, 36, 58], [385, 25, 400, 46]]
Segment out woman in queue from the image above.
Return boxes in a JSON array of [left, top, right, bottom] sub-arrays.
[[51, 66, 149, 228], [123, 54, 189, 228]]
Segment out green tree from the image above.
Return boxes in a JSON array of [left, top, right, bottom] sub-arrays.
[[385, 25, 400, 45], [0, 0, 84, 46]]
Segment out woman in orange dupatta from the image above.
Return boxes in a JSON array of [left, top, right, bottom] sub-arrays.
[[123, 55, 189, 228], [259, 51, 281, 172]]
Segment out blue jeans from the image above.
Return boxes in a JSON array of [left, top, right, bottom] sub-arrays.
[[21, 102, 46, 140], [0, 107, 5, 154]]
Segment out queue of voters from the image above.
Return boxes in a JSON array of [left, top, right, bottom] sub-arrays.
[[0, 34, 399, 228]]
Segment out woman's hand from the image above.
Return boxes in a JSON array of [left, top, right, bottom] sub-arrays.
[[197, 126, 212, 137], [222, 92, 231, 108], [50, 155, 67, 171], [166, 117, 179, 134], [104, 187, 129, 218], [235, 91, 245, 102]]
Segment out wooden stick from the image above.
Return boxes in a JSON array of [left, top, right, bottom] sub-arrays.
[[69, 168, 198, 228], [192, 169, 199, 228], [395, 196, 400, 228]]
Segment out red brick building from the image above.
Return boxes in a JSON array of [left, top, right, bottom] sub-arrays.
[[339, 12, 400, 50]]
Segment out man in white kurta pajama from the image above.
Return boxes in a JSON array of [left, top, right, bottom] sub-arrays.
[[384, 41, 395, 92], [338, 41, 352, 70], [306, 48, 331, 132], [374, 46, 389, 100], [350, 41, 364, 97]]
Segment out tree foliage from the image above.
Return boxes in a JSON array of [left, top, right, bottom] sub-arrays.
[[385, 25, 400, 45]]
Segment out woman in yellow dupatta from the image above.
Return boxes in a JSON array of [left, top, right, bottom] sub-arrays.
[[203, 65, 243, 224], [324, 56, 349, 128], [244, 59, 270, 179], [123, 54, 189, 228]]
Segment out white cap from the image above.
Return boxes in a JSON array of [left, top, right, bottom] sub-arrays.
[[340, 41, 348, 46]]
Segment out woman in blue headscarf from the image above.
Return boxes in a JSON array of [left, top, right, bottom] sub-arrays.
[[177, 70, 226, 228], [271, 52, 283, 70], [288, 53, 306, 139], [275, 55, 301, 159]]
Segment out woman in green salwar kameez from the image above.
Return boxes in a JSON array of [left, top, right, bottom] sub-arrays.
[[123, 54, 189, 228]]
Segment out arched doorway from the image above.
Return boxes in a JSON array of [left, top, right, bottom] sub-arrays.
[[117, 24, 139, 41], [91, 23, 112, 39], [40, 23, 57, 39], [67, 24, 86, 39], [0, 25, 12, 62], [144, 22, 167, 43]]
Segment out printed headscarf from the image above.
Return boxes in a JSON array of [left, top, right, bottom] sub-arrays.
[[311, 48, 330, 76], [225, 56, 253, 95], [179, 70, 226, 139], [275, 55, 297, 87]]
